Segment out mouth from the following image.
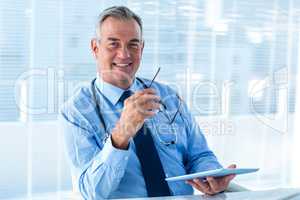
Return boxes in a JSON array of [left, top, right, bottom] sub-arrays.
[[110, 62, 135, 82], [112, 62, 133, 68]]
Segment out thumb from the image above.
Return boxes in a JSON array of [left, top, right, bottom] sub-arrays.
[[227, 164, 237, 169]]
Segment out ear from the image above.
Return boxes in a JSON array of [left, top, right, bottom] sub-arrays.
[[141, 40, 145, 54], [91, 38, 99, 58]]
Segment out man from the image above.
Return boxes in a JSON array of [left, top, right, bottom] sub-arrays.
[[60, 6, 236, 199]]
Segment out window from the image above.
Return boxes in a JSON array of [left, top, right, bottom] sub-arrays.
[[1, 0, 299, 121]]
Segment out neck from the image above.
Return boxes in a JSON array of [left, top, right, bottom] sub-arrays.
[[100, 76, 133, 90]]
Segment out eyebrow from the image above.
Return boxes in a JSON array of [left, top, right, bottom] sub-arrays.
[[107, 37, 142, 43], [129, 39, 141, 43], [107, 37, 119, 41]]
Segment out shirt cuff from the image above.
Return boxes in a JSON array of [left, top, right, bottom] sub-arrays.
[[91, 135, 131, 173]]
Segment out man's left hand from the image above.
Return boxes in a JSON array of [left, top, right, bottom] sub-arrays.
[[186, 164, 236, 195]]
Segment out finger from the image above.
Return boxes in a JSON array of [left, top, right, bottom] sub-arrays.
[[192, 179, 214, 195], [128, 94, 160, 108], [136, 95, 160, 109], [216, 174, 235, 191], [213, 164, 236, 182], [225, 174, 236, 183], [206, 177, 221, 193], [129, 90, 144, 100], [227, 164, 236, 169], [137, 108, 157, 118], [186, 180, 208, 194], [224, 164, 236, 183], [136, 104, 160, 116], [142, 101, 161, 111], [130, 88, 157, 99], [141, 88, 157, 95], [131, 88, 156, 98], [131, 93, 160, 104], [139, 93, 161, 103], [186, 180, 202, 192]]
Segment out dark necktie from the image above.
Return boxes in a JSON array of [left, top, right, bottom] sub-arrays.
[[119, 90, 171, 197]]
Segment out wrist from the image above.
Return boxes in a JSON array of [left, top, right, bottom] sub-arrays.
[[111, 123, 131, 150]]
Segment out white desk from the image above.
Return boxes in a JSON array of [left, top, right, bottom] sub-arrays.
[[118, 188, 300, 200], [8, 188, 300, 200]]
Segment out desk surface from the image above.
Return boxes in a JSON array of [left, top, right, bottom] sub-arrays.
[[7, 188, 300, 200]]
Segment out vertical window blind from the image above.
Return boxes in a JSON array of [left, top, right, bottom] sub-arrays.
[[0, 0, 299, 121]]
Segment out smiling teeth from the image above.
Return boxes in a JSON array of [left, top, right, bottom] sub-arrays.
[[116, 63, 130, 67]]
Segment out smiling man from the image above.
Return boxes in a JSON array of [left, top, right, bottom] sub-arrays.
[[92, 15, 142, 90], [60, 6, 236, 199]]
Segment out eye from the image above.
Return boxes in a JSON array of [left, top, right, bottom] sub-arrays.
[[108, 42, 118, 48], [129, 43, 140, 49]]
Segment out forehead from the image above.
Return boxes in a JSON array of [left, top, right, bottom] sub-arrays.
[[99, 17, 142, 41]]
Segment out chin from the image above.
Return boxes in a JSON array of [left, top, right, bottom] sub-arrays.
[[111, 72, 134, 87]]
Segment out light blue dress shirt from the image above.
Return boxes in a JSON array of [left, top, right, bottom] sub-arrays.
[[60, 77, 222, 199]]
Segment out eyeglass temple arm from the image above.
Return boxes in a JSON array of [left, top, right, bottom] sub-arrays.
[[148, 67, 161, 88], [169, 94, 183, 124]]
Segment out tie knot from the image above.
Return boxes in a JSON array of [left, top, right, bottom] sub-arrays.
[[119, 90, 133, 104]]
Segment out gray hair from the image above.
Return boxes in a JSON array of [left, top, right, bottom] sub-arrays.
[[95, 6, 143, 38]]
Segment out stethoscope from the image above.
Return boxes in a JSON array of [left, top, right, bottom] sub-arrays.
[[91, 77, 181, 146]]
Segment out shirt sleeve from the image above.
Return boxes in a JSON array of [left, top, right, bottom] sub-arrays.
[[59, 113, 131, 199], [181, 102, 223, 174]]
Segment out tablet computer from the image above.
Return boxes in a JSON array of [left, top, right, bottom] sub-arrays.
[[165, 168, 259, 182]]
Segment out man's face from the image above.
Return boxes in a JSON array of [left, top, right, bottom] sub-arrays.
[[91, 17, 144, 89]]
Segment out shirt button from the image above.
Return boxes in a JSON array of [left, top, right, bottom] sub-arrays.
[[165, 173, 169, 177], [124, 156, 129, 161]]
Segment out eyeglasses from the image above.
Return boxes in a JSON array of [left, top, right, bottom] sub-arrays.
[[144, 67, 182, 125], [141, 67, 184, 146]]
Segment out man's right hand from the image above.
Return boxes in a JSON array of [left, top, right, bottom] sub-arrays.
[[111, 88, 160, 149]]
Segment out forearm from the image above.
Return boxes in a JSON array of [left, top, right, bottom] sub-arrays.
[[76, 136, 131, 199], [183, 105, 222, 173], [188, 151, 222, 173]]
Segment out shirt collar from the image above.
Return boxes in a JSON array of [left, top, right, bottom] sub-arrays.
[[95, 75, 140, 105]]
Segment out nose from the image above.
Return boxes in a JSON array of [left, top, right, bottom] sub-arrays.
[[117, 46, 130, 59]]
